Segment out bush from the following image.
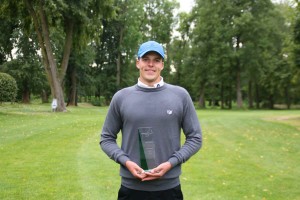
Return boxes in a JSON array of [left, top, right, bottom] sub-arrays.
[[0, 72, 18, 103], [90, 96, 107, 106]]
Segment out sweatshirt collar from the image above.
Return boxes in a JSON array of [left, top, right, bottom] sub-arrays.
[[138, 76, 164, 88]]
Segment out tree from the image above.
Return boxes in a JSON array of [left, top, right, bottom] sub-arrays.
[[0, 3, 19, 65], [187, 0, 234, 108], [92, 0, 178, 102], [186, 0, 292, 109], [65, 45, 95, 106], [17, 0, 114, 111], [294, 0, 300, 67], [0, 4, 50, 103], [0, 25, 49, 103], [294, 0, 300, 103], [142, 0, 179, 81], [272, 2, 298, 108], [170, 12, 193, 86], [92, 0, 146, 102]]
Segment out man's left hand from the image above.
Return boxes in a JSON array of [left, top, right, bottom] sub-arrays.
[[141, 162, 172, 181]]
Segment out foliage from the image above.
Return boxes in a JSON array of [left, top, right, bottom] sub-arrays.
[[65, 45, 96, 106], [294, 0, 300, 67], [1, 59, 48, 102], [0, 0, 299, 109], [0, 72, 17, 102], [0, 23, 49, 103], [90, 0, 178, 102], [175, 0, 299, 109], [89, 96, 107, 106], [1, 0, 115, 110]]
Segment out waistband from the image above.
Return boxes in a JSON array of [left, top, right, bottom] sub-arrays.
[[121, 177, 180, 191]]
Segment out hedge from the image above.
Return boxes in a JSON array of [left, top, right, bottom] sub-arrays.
[[0, 72, 18, 103]]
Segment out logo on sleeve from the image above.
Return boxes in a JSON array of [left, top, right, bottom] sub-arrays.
[[167, 110, 173, 115]]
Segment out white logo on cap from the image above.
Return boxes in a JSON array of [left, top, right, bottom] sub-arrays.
[[167, 110, 173, 115]]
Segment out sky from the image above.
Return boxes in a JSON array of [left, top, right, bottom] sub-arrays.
[[177, 0, 290, 13], [178, 0, 194, 13]]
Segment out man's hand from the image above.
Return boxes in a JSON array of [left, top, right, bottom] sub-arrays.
[[141, 162, 172, 181], [125, 160, 147, 180]]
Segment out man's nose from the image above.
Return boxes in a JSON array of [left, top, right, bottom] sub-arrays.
[[148, 60, 154, 66]]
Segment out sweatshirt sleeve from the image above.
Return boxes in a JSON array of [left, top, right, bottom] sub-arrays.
[[99, 94, 130, 166], [168, 91, 202, 167]]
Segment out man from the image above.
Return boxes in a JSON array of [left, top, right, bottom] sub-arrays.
[[100, 40, 202, 200]]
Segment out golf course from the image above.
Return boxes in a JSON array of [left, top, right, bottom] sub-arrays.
[[0, 103, 299, 200]]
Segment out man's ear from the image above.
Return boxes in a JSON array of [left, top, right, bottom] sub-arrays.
[[136, 59, 140, 69], [160, 61, 164, 70]]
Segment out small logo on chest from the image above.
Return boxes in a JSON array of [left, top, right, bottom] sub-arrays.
[[167, 110, 173, 115]]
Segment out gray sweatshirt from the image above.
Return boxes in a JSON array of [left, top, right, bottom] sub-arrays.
[[100, 83, 202, 191]]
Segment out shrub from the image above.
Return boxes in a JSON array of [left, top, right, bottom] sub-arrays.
[[0, 72, 18, 103], [90, 96, 107, 106]]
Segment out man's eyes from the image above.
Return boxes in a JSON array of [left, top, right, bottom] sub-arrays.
[[142, 58, 161, 62]]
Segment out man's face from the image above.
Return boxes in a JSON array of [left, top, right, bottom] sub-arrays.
[[136, 51, 164, 86]]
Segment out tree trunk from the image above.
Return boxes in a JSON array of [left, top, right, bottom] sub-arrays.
[[248, 80, 253, 109], [269, 94, 274, 109], [116, 51, 121, 88], [41, 89, 49, 103], [228, 85, 232, 109], [255, 83, 260, 109], [67, 66, 77, 106], [39, 6, 66, 111], [198, 84, 205, 108], [221, 82, 224, 109], [285, 86, 291, 109], [236, 69, 243, 108], [236, 36, 243, 109], [24, 0, 74, 112], [22, 81, 30, 104], [116, 27, 124, 89]]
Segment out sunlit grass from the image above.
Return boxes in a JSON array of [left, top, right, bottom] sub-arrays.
[[0, 103, 299, 199], [183, 110, 300, 200]]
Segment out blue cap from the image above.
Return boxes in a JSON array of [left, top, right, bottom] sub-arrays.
[[137, 41, 164, 59]]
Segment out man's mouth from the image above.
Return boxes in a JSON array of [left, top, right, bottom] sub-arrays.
[[145, 69, 155, 72]]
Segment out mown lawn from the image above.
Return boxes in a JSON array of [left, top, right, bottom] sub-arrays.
[[0, 103, 299, 200]]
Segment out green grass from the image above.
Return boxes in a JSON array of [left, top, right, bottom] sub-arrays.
[[0, 103, 299, 200]]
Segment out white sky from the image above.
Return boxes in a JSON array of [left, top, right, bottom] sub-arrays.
[[177, 0, 291, 13], [178, 0, 194, 13]]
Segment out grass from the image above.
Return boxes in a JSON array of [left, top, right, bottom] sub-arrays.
[[0, 103, 299, 200]]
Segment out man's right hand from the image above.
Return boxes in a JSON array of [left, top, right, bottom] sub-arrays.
[[125, 160, 147, 180]]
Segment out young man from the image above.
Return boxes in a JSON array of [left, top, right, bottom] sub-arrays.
[[100, 41, 202, 200]]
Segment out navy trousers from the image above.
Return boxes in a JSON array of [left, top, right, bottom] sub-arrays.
[[117, 184, 183, 200]]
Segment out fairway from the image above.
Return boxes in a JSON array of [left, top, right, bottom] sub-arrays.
[[0, 103, 299, 200]]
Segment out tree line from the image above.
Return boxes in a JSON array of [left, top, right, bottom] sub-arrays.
[[0, 0, 299, 111]]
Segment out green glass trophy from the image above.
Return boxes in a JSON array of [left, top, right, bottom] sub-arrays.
[[138, 127, 156, 172]]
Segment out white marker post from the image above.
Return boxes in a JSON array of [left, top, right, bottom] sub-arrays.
[[51, 98, 57, 112]]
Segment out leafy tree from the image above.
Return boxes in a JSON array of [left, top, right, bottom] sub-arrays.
[[185, 0, 294, 109], [1, 0, 115, 111], [92, 0, 178, 102], [271, 2, 298, 108], [294, 0, 300, 67], [1, 59, 48, 103], [92, 0, 145, 102], [65, 45, 95, 106], [170, 12, 193, 86], [0, 24, 49, 103], [142, 0, 179, 81], [187, 0, 234, 108], [0, 2, 20, 64]]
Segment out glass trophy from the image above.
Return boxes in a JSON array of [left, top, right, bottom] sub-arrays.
[[138, 127, 156, 171]]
